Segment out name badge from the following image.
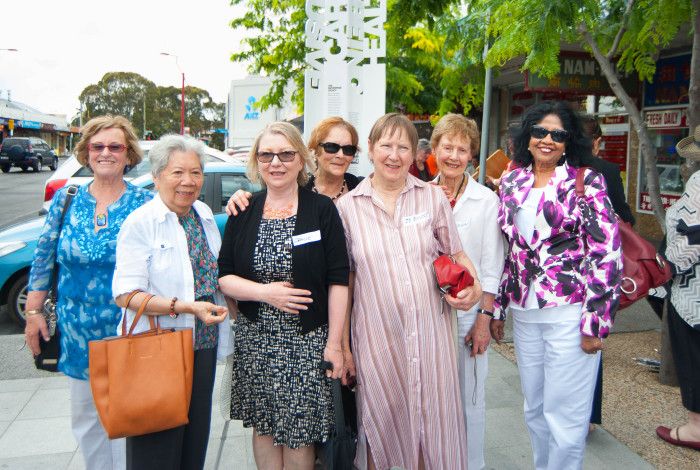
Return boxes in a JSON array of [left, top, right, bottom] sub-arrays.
[[292, 230, 321, 246], [456, 219, 471, 230], [403, 212, 430, 226]]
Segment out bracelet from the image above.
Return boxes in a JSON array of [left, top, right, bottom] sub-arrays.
[[477, 308, 494, 318], [324, 346, 342, 352], [169, 297, 178, 319], [25, 309, 43, 317]]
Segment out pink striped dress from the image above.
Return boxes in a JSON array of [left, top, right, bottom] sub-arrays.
[[336, 175, 468, 470]]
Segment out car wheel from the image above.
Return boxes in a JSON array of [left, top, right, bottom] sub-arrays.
[[7, 273, 29, 327], [1, 164, 10, 173], [33, 160, 42, 172], [49, 157, 58, 171]]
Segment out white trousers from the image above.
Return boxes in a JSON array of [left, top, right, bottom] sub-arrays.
[[512, 307, 600, 470], [69, 378, 125, 470], [456, 310, 487, 470]]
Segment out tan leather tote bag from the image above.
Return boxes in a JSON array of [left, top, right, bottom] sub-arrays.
[[89, 292, 194, 438]]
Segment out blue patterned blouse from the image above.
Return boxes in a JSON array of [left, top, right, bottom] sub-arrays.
[[28, 182, 153, 380]]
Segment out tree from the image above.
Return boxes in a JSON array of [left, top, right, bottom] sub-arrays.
[[457, 0, 694, 228], [77, 73, 225, 145], [682, 0, 699, 181]]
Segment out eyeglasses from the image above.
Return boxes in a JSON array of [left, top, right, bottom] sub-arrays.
[[531, 125, 569, 143], [319, 142, 357, 156], [256, 151, 298, 163], [88, 143, 127, 153]]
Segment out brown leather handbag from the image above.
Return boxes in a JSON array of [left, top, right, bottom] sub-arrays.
[[576, 168, 672, 310], [88, 292, 194, 439]]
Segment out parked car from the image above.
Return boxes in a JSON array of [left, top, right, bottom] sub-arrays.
[[0, 137, 58, 173], [42, 140, 236, 211], [0, 161, 259, 326]]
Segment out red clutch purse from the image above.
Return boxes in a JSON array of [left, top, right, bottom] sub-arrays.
[[433, 255, 474, 296]]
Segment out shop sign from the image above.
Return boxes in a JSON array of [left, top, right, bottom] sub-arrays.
[[41, 123, 56, 131], [644, 54, 690, 107], [601, 115, 627, 125], [525, 51, 638, 96], [639, 192, 681, 212], [19, 120, 41, 129], [645, 109, 686, 128]]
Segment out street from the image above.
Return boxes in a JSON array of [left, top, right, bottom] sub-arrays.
[[0, 162, 64, 376]]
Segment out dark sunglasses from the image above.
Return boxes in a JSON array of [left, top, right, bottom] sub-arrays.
[[256, 150, 298, 163], [319, 142, 357, 156], [531, 125, 569, 143], [88, 143, 127, 153]]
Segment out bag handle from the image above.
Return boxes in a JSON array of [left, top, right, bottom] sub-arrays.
[[121, 292, 156, 337], [575, 167, 587, 198], [322, 360, 349, 438], [49, 185, 79, 307]]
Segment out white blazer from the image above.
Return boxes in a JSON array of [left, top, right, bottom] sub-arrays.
[[112, 194, 233, 360]]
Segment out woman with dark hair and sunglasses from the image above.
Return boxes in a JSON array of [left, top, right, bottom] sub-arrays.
[[490, 101, 622, 469]]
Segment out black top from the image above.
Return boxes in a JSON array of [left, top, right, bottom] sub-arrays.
[[218, 187, 350, 334], [580, 155, 635, 225], [305, 172, 362, 193]]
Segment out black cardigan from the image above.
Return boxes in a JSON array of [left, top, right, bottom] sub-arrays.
[[218, 187, 349, 333]]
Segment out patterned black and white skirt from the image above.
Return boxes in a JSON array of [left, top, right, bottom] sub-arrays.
[[229, 216, 333, 448]]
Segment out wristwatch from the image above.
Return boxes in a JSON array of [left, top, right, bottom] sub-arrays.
[[477, 308, 494, 318]]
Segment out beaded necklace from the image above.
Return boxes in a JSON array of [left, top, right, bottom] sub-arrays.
[[439, 174, 467, 208], [263, 201, 295, 219], [312, 178, 348, 201]]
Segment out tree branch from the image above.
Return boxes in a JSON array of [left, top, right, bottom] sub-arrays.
[[607, 0, 635, 60]]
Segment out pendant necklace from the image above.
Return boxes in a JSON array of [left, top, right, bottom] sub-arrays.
[[441, 174, 466, 208], [92, 185, 125, 228]]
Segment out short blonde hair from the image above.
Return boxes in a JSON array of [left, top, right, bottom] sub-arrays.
[[74, 115, 142, 167], [368, 113, 418, 156], [307, 116, 360, 154], [247, 122, 312, 187], [430, 113, 480, 157]]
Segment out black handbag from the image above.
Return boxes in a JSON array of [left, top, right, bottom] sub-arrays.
[[34, 185, 78, 372], [318, 361, 357, 470]]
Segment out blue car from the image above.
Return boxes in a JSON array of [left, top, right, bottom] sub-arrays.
[[0, 162, 259, 325]]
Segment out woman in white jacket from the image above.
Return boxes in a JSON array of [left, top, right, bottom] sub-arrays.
[[431, 114, 505, 470], [112, 135, 232, 470]]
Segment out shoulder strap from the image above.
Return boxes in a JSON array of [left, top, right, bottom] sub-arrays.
[[50, 185, 79, 301], [575, 167, 588, 198]]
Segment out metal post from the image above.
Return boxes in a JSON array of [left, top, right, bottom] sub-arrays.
[[181, 72, 186, 135], [143, 94, 147, 139], [477, 12, 492, 185]]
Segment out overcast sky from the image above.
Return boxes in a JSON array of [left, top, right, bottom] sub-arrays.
[[1, 0, 250, 121]]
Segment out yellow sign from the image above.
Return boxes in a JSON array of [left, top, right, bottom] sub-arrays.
[[8, 119, 14, 131]]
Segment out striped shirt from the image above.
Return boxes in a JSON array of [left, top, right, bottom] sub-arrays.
[[336, 175, 468, 469]]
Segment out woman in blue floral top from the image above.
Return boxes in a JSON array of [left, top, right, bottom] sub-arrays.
[[24, 115, 152, 470]]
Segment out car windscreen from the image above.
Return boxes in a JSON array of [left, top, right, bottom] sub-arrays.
[[73, 151, 223, 178]]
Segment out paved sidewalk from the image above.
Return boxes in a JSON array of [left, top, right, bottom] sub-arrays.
[[0, 349, 653, 470]]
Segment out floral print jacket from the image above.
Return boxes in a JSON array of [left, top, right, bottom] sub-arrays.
[[494, 162, 622, 338]]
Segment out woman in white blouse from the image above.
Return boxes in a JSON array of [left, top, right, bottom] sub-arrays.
[[431, 113, 505, 470]]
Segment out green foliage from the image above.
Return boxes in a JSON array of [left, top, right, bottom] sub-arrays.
[[78, 72, 224, 142]]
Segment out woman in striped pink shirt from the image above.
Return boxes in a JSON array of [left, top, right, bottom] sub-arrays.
[[336, 113, 482, 470]]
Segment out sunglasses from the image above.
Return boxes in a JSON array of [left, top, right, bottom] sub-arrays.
[[88, 143, 127, 153], [531, 125, 569, 143], [256, 151, 298, 163], [319, 142, 357, 156]]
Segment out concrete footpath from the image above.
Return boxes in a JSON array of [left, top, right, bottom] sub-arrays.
[[0, 348, 653, 470]]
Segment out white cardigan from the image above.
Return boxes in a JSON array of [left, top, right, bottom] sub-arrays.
[[112, 194, 233, 360]]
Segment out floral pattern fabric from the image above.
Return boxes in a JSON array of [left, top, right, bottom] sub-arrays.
[[28, 182, 152, 379], [178, 208, 218, 350], [494, 163, 622, 338]]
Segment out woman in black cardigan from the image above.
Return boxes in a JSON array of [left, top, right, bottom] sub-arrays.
[[218, 121, 349, 469]]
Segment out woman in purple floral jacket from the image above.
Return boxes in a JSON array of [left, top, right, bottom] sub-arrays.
[[491, 101, 622, 469]]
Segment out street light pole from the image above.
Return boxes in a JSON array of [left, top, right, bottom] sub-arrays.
[[160, 52, 185, 135]]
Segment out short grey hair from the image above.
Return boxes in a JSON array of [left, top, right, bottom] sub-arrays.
[[417, 138, 431, 152], [149, 134, 207, 178]]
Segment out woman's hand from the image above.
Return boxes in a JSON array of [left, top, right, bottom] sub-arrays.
[[490, 319, 505, 343], [25, 314, 49, 356], [581, 335, 603, 354], [188, 301, 228, 326], [444, 281, 482, 312], [324, 346, 344, 379], [262, 281, 313, 314], [465, 314, 491, 357], [225, 189, 252, 216], [342, 348, 356, 387]]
